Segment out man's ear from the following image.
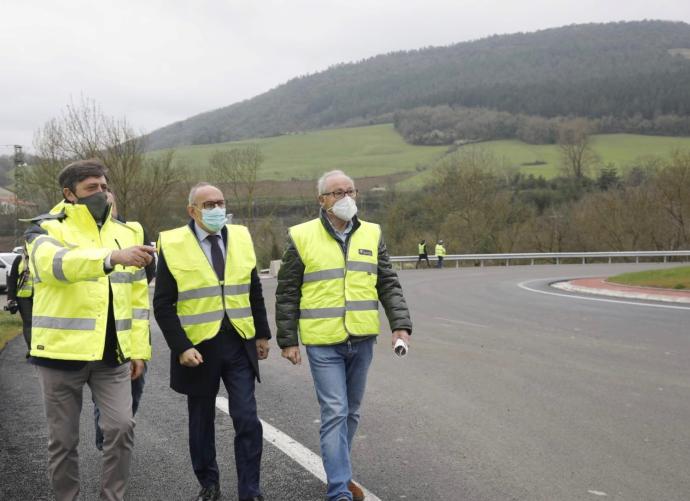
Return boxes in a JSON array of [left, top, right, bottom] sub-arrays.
[[63, 187, 76, 203]]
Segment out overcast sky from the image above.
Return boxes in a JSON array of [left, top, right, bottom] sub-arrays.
[[2, 0, 689, 152]]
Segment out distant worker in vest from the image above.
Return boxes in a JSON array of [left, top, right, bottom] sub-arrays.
[[415, 239, 430, 268], [26, 159, 154, 501], [153, 182, 271, 501], [92, 188, 155, 452], [435, 239, 447, 268], [276, 170, 412, 501], [6, 245, 32, 351]]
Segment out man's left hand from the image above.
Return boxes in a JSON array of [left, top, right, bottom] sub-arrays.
[[391, 329, 410, 348], [131, 359, 145, 380], [256, 338, 270, 360]]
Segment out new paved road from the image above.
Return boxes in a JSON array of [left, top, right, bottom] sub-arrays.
[[1, 264, 689, 500]]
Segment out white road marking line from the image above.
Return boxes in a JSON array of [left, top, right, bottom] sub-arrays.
[[435, 316, 488, 328], [215, 396, 382, 501], [588, 489, 608, 496], [518, 279, 690, 311]]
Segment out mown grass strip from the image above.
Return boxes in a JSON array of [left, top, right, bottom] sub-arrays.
[[0, 314, 22, 351], [608, 266, 690, 290]]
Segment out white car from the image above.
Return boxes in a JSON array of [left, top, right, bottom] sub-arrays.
[[0, 252, 21, 293]]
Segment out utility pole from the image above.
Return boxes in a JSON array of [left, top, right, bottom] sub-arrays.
[[11, 145, 25, 245]]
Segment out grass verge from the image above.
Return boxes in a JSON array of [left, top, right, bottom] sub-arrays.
[[0, 313, 22, 351], [608, 266, 690, 290]]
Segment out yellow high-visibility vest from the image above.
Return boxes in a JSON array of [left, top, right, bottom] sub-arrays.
[[29, 201, 150, 361], [290, 218, 380, 345], [435, 244, 446, 257], [418, 243, 425, 254], [158, 224, 256, 345]]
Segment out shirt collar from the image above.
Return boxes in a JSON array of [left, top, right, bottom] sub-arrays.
[[192, 220, 220, 242]]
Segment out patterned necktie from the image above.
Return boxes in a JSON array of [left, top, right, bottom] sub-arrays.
[[206, 234, 225, 281]]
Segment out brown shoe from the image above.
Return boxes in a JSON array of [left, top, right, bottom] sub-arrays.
[[348, 481, 365, 501]]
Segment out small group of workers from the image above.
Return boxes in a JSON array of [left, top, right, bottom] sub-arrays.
[[7, 158, 411, 501], [415, 239, 446, 268]]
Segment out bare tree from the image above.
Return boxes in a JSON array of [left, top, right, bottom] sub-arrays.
[[29, 97, 180, 231], [209, 145, 263, 229], [558, 118, 598, 180]]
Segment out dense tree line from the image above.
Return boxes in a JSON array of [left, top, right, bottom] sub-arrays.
[[377, 150, 690, 256], [394, 106, 690, 145], [145, 20, 690, 150]]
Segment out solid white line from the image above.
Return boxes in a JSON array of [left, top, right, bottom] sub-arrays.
[[435, 316, 488, 328], [215, 396, 382, 501], [518, 279, 690, 311]]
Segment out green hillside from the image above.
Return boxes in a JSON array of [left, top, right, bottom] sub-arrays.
[[157, 125, 690, 190], [153, 124, 448, 180], [144, 21, 690, 150]]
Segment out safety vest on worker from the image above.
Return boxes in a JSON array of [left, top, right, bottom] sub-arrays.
[[15, 251, 33, 299], [435, 243, 446, 257], [418, 243, 426, 254], [290, 218, 381, 345], [29, 201, 150, 361], [158, 224, 257, 345]]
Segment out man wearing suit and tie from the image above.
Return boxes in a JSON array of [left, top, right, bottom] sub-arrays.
[[153, 182, 270, 501]]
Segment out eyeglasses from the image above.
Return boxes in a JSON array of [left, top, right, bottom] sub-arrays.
[[321, 189, 358, 199], [195, 200, 225, 210]]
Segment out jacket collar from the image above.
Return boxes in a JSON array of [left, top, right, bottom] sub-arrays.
[[188, 219, 228, 244], [319, 208, 360, 241]]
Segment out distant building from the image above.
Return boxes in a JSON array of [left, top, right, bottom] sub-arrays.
[[0, 187, 36, 211]]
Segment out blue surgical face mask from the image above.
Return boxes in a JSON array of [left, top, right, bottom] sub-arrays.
[[201, 207, 227, 233]]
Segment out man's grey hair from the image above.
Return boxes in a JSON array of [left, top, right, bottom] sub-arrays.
[[188, 182, 217, 205], [317, 170, 355, 195]]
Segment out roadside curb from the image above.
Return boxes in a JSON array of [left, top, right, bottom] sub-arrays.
[[552, 278, 690, 304]]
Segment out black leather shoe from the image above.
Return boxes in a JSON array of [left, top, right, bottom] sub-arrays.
[[195, 484, 221, 501], [239, 496, 264, 501]]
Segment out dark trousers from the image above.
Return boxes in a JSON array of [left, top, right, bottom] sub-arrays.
[[416, 254, 430, 268], [17, 297, 32, 350], [187, 330, 263, 499]]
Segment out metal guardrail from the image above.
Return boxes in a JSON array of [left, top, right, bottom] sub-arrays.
[[390, 250, 690, 268]]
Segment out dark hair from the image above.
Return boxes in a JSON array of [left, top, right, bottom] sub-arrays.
[[58, 159, 109, 193]]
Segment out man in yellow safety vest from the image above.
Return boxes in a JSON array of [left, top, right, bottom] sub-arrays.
[[276, 170, 412, 501]]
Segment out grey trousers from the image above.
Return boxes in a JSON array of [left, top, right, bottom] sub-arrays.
[[37, 362, 134, 501]]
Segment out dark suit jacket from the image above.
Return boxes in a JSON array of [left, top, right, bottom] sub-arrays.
[[153, 221, 271, 397]]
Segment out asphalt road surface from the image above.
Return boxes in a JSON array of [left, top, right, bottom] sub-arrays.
[[1, 263, 689, 501]]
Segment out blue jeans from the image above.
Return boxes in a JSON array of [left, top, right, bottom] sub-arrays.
[[94, 363, 146, 451], [306, 338, 375, 501]]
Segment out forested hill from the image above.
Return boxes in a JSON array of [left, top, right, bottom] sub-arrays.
[[145, 20, 690, 150]]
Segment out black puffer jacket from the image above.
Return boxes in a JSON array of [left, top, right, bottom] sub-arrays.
[[276, 211, 412, 348]]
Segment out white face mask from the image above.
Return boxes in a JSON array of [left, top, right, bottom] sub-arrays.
[[330, 195, 358, 221]]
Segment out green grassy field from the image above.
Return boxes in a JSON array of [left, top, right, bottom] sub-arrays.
[[608, 266, 690, 290], [152, 124, 448, 181], [0, 313, 21, 351], [153, 125, 690, 189]]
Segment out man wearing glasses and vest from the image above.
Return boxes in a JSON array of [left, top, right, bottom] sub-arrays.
[[153, 182, 270, 501], [27, 159, 154, 501], [276, 170, 412, 501]]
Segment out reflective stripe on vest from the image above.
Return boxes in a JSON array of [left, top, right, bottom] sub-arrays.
[[158, 224, 257, 345], [290, 218, 380, 345]]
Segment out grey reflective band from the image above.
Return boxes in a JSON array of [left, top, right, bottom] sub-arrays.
[[109, 272, 133, 283], [300, 307, 346, 319], [347, 261, 377, 273], [178, 285, 222, 301], [52, 248, 69, 282], [346, 300, 379, 311], [132, 269, 147, 281], [224, 284, 250, 295], [225, 307, 252, 318], [31, 236, 66, 283], [303, 268, 344, 283], [33, 316, 96, 331], [179, 310, 225, 326], [132, 308, 150, 320], [115, 319, 132, 331]]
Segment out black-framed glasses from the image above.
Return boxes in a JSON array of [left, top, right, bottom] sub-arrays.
[[195, 200, 226, 210], [321, 189, 358, 199]]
